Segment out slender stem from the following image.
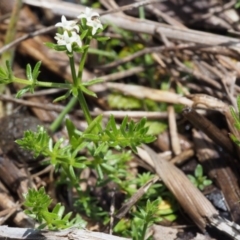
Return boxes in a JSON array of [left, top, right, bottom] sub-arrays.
[[77, 89, 92, 124], [140, 222, 148, 240], [69, 56, 78, 87], [2, 0, 23, 65], [50, 96, 78, 132], [68, 54, 92, 125], [77, 38, 91, 83], [13, 77, 71, 88]]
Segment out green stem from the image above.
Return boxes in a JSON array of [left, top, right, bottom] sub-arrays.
[[77, 38, 91, 83], [13, 77, 71, 88], [68, 43, 92, 125], [69, 56, 78, 87], [77, 88, 92, 124], [50, 96, 78, 132], [2, 0, 23, 65], [140, 222, 148, 240]]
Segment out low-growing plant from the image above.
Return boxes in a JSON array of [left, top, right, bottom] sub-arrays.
[[187, 164, 212, 190], [0, 6, 179, 239]]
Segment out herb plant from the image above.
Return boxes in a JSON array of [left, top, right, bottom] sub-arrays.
[[0, 6, 166, 238], [187, 164, 212, 191]]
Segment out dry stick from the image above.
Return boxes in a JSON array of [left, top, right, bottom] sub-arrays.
[[168, 104, 181, 155], [23, 0, 240, 46], [188, 93, 240, 159], [99, 0, 165, 16], [109, 188, 116, 235], [0, 25, 56, 55], [174, 57, 223, 90], [106, 82, 193, 106], [0, 0, 163, 55], [198, 60, 234, 106], [217, 55, 240, 95], [0, 206, 19, 225], [2, 1, 240, 63], [189, 0, 236, 23], [0, 94, 168, 119], [22, 88, 66, 97], [170, 149, 195, 165], [0, 226, 130, 240], [144, 4, 187, 28], [182, 108, 235, 156], [114, 176, 160, 223], [215, 62, 237, 106]]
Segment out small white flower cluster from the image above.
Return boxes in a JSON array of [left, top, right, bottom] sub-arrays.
[[54, 7, 103, 52]]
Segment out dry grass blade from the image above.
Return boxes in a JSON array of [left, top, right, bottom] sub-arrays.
[[106, 82, 193, 106]]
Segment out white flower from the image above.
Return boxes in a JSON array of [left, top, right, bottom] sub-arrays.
[[70, 31, 82, 48], [77, 7, 103, 35], [54, 31, 82, 52], [55, 15, 79, 33]]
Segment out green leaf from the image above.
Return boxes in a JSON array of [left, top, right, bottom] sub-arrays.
[[108, 93, 141, 109], [109, 115, 118, 135], [94, 36, 110, 42], [82, 78, 103, 86], [45, 42, 57, 49], [94, 143, 108, 156], [26, 64, 33, 81], [195, 164, 203, 178], [32, 61, 41, 80], [84, 114, 103, 134], [16, 86, 31, 98], [53, 91, 71, 103], [80, 29, 89, 40], [80, 85, 97, 98], [69, 165, 76, 179], [62, 212, 72, 221], [203, 179, 212, 186], [82, 133, 99, 141], [6, 61, 13, 80], [145, 121, 167, 135], [52, 203, 61, 215]]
